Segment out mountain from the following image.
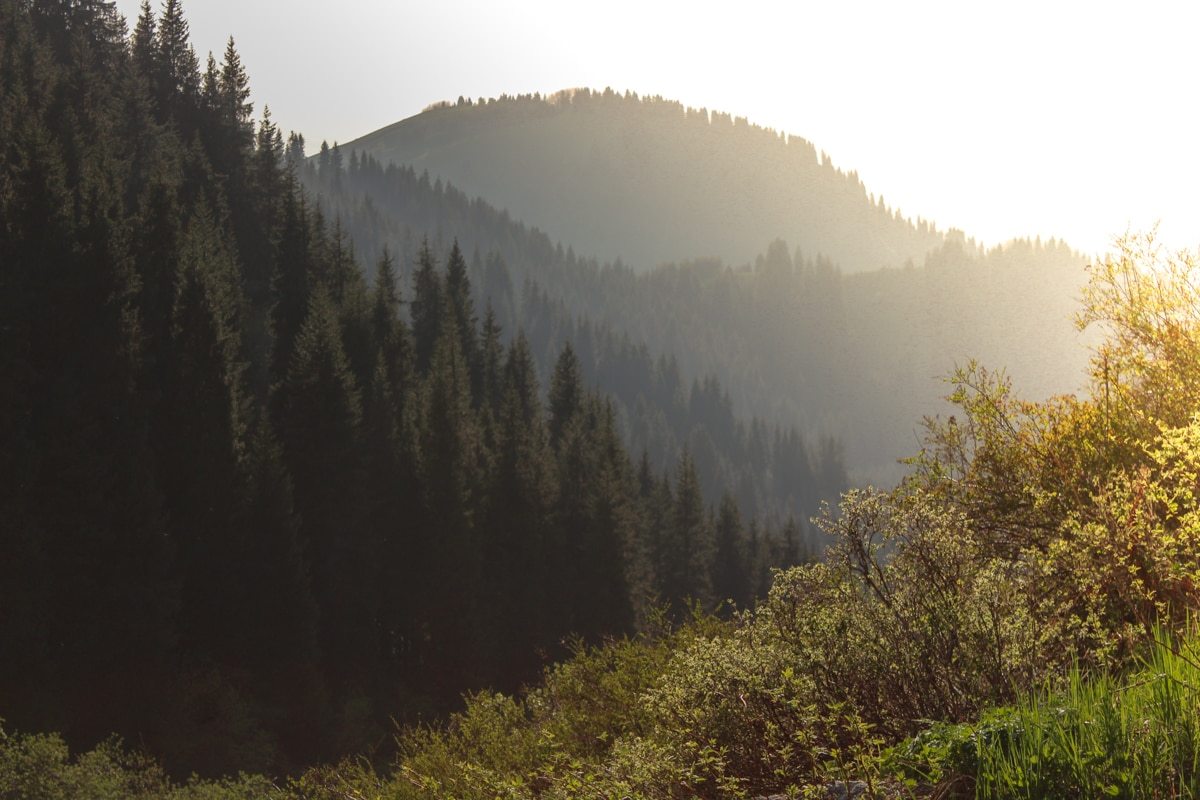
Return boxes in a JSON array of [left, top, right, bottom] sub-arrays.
[[340, 89, 947, 272], [302, 144, 1092, 485]]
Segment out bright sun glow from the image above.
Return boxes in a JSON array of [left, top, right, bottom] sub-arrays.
[[113, 0, 1200, 257]]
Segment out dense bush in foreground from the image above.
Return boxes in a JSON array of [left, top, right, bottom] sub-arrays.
[[12, 626, 1200, 799]]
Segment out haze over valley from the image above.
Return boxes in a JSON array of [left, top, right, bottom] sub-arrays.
[[315, 90, 1093, 485]]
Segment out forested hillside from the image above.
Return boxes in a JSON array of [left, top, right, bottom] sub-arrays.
[[0, 0, 811, 777], [342, 89, 946, 271], [12, 232, 1200, 799], [301, 145, 1091, 482], [294, 148, 848, 522]]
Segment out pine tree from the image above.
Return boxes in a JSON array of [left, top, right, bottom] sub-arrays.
[[133, 178, 183, 391], [218, 36, 252, 138], [549, 342, 584, 449], [555, 395, 635, 640], [235, 420, 326, 764], [478, 303, 505, 416], [419, 324, 482, 700], [711, 492, 749, 612], [660, 450, 714, 615], [482, 333, 556, 686], [285, 131, 306, 172], [316, 139, 331, 180], [443, 240, 478, 391], [130, 1, 157, 81], [159, 207, 248, 668], [371, 247, 413, 385], [200, 52, 220, 121], [271, 188, 312, 385], [278, 286, 374, 698], [328, 141, 343, 189], [363, 249, 422, 688], [745, 519, 772, 598], [411, 239, 442, 374], [319, 214, 361, 304], [238, 105, 286, 390], [154, 0, 200, 124], [777, 516, 804, 570]]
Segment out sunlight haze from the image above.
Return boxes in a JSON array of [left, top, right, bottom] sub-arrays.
[[113, 0, 1200, 257]]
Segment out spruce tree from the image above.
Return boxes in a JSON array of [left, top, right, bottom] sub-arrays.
[[443, 240, 478, 391], [278, 286, 374, 699], [711, 492, 749, 612], [478, 303, 505, 416], [159, 208, 247, 668], [4, 118, 176, 744], [199, 52, 220, 122], [154, 0, 200, 125], [549, 342, 584, 449], [660, 450, 715, 615], [777, 516, 804, 570], [364, 249, 421, 685], [419, 324, 482, 700], [271, 188, 312, 385], [130, 1, 157, 81], [555, 395, 635, 640], [410, 239, 442, 374], [483, 333, 556, 686], [285, 131, 306, 171], [235, 420, 326, 764], [218, 36, 252, 138]]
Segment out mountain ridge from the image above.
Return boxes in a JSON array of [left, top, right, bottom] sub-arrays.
[[340, 88, 951, 272], [303, 140, 1090, 486]]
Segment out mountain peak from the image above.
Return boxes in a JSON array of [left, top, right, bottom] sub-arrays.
[[344, 88, 944, 271]]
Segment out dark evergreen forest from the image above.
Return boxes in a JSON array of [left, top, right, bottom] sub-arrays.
[[0, 0, 819, 776]]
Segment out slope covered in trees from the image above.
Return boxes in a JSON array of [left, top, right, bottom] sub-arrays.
[[0, 0, 809, 778], [342, 89, 946, 272], [294, 149, 848, 524], [7, 234, 1200, 798], [301, 144, 1091, 483]]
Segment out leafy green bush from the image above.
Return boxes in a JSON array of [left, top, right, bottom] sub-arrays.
[[0, 725, 281, 800]]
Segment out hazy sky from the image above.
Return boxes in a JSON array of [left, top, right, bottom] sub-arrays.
[[114, 0, 1200, 257]]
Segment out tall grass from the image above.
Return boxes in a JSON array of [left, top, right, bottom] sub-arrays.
[[971, 628, 1200, 799]]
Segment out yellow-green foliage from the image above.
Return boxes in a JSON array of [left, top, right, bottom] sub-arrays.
[[0, 727, 282, 800], [1036, 416, 1200, 662], [1080, 235, 1200, 432], [762, 489, 1042, 730], [385, 623, 713, 800], [896, 235, 1200, 672]]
